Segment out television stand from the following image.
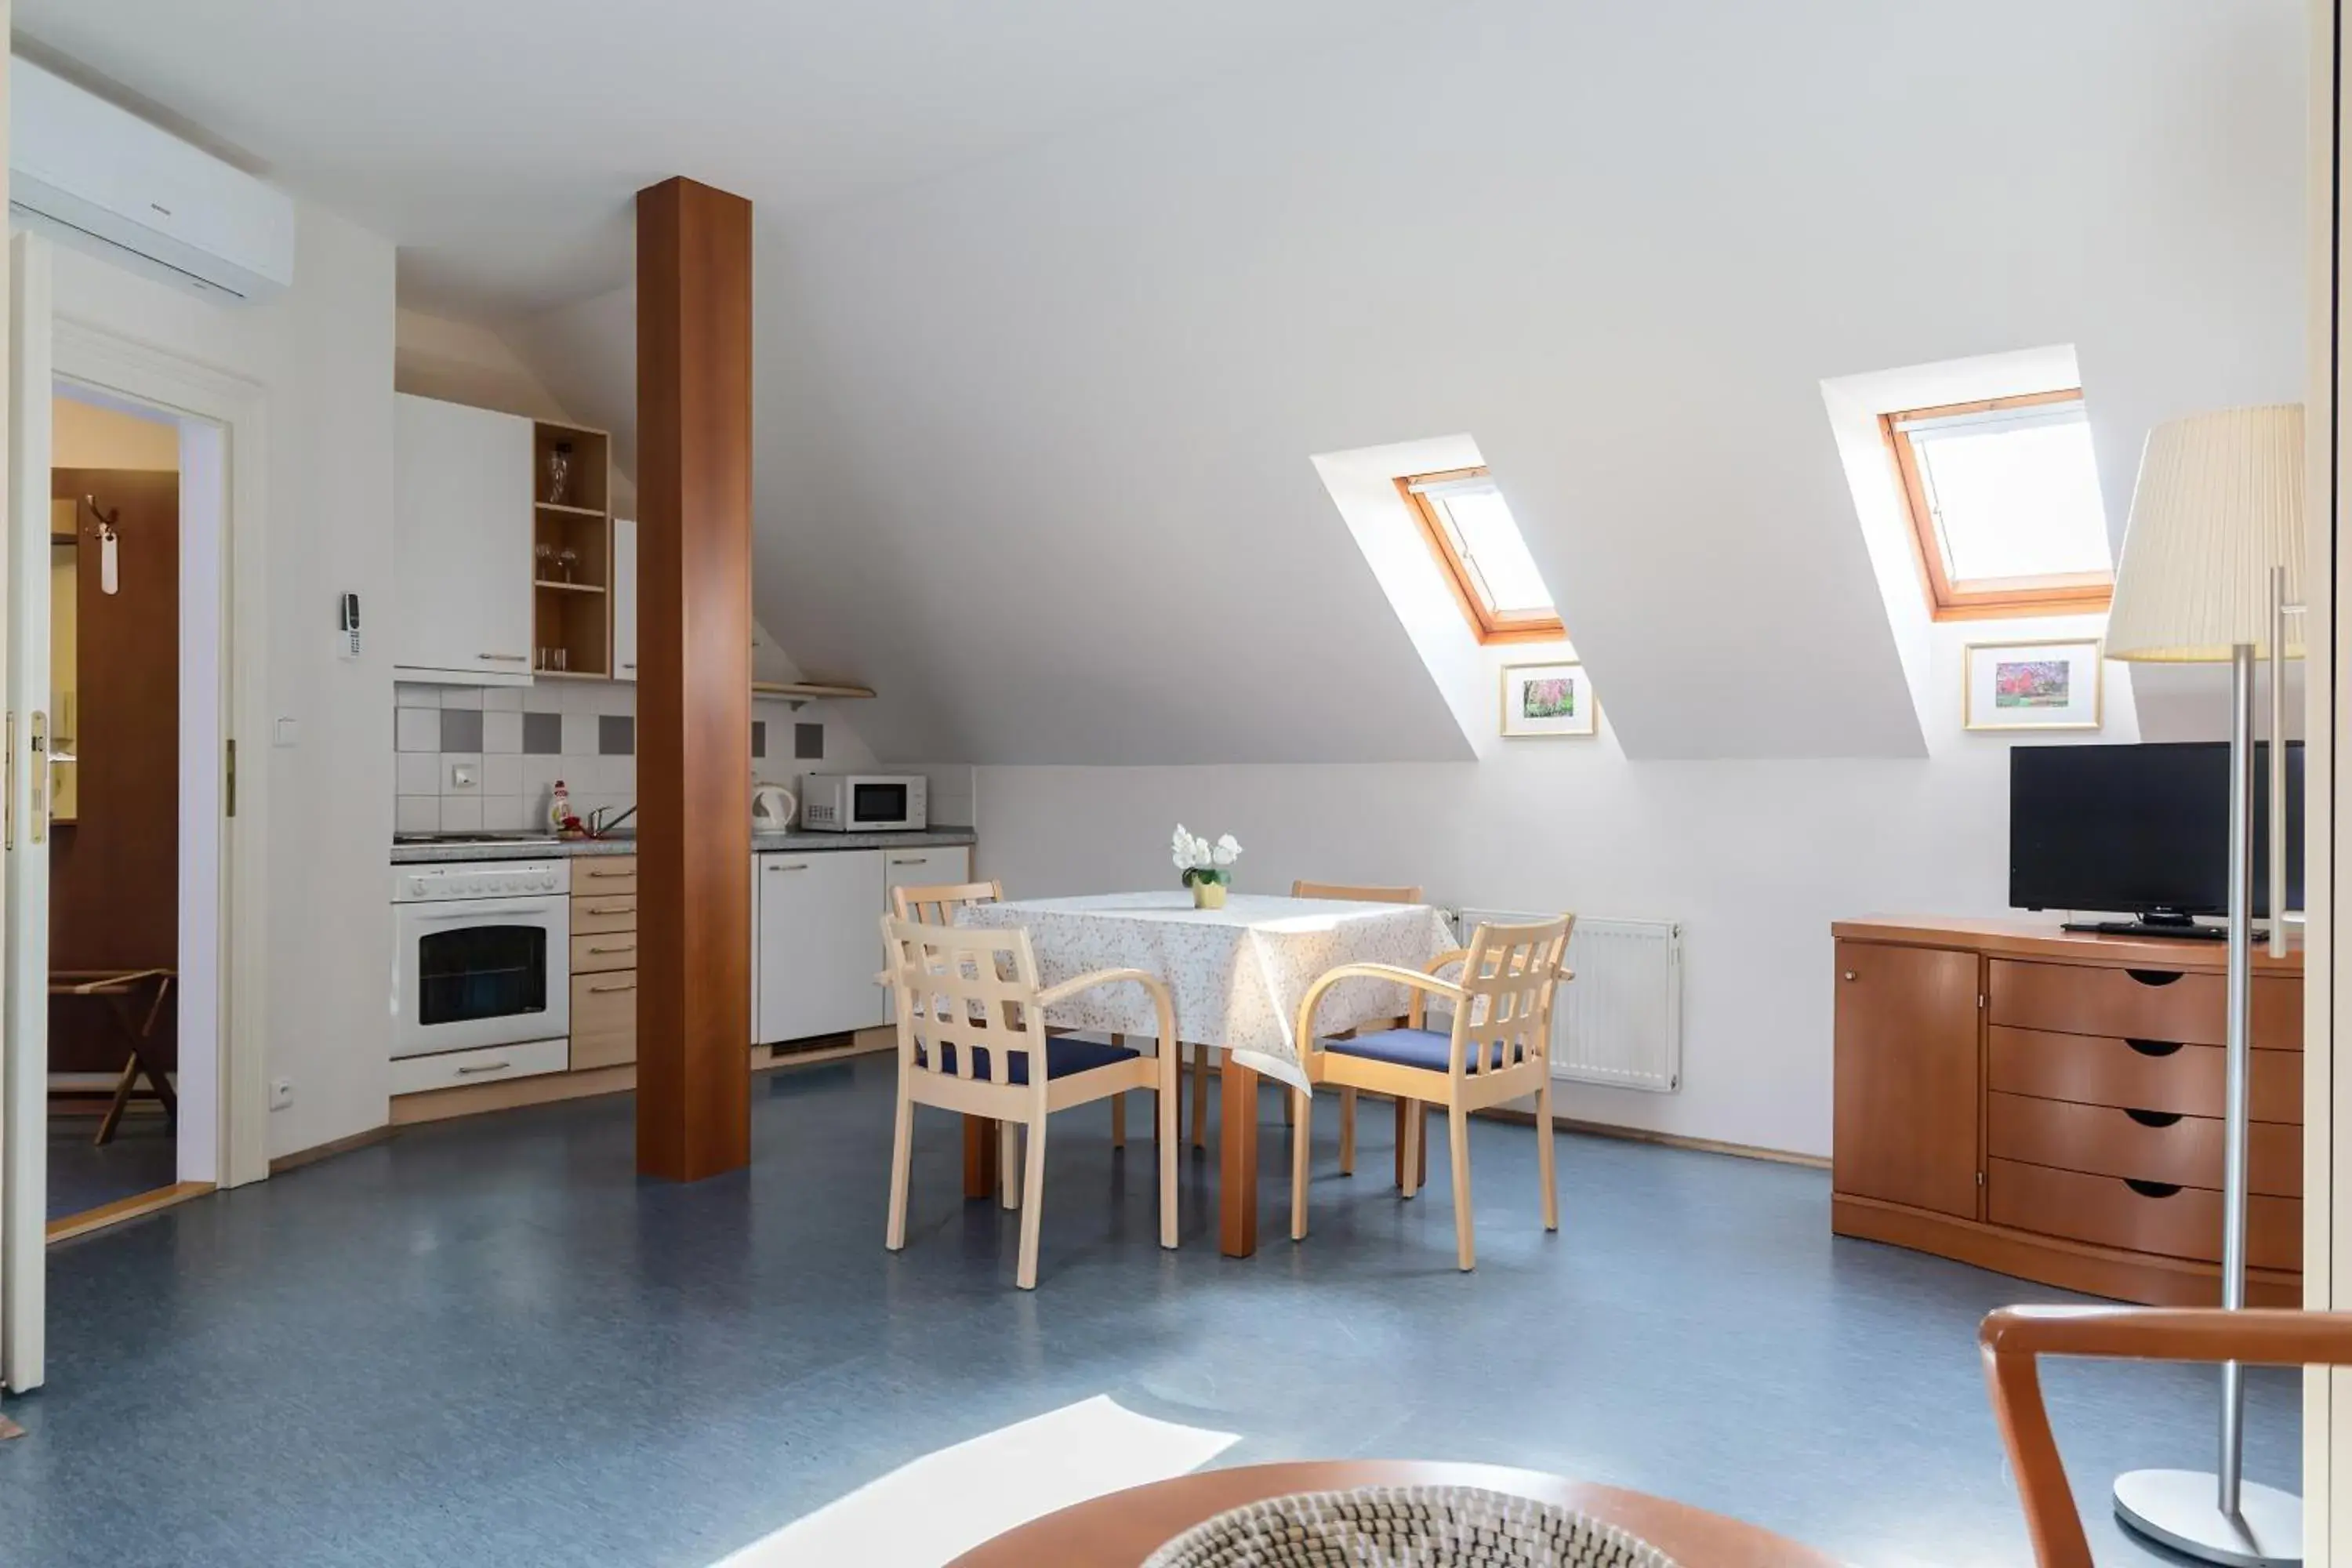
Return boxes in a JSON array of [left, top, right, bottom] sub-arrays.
[[2057, 916, 2258, 942]]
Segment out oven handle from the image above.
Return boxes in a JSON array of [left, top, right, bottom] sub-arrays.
[[402, 901, 569, 926]]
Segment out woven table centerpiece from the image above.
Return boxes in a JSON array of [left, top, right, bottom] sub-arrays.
[[1140, 1486, 1683, 1568]]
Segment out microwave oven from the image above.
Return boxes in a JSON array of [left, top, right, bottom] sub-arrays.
[[800, 773, 927, 832]]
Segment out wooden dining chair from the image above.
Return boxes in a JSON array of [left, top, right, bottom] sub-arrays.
[[1290, 914, 1573, 1271], [1982, 1305, 2352, 1566], [880, 915, 1178, 1289], [891, 877, 1138, 1178], [1289, 880, 1425, 1182]]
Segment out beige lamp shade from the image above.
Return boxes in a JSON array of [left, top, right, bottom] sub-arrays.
[[2104, 404, 2305, 663]]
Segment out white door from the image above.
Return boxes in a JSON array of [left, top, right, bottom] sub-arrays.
[[391, 394, 532, 682], [881, 847, 971, 1023], [3, 232, 53, 1392], [611, 517, 637, 682], [757, 850, 885, 1044]]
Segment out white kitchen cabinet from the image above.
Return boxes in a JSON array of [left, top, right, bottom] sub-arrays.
[[756, 848, 887, 1044], [610, 516, 638, 682], [880, 846, 970, 1023], [392, 393, 535, 684]]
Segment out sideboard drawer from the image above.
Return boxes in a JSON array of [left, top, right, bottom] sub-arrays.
[[570, 972, 637, 1071], [1987, 960, 2300, 1051], [573, 856, 638, 897], [1987, 1027, 2303, 1123], [1987, 1092, 2300, 1198], [1987, 1157, 2299, 1271], [390, 1036, 568, 1098], [572, 895, 637, 935], [572, 932, 639, 975]]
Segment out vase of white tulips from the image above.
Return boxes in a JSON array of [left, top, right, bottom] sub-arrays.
[[1172, 825, 1243, 909]]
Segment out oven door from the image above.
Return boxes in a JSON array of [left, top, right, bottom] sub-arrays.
[[392, 895, 572, 1059]]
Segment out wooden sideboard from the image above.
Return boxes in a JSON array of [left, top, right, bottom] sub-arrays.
[[1831, 916, 2305, 1306]]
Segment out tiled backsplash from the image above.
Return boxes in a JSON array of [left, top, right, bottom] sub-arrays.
[[392, 681, 855, 835]]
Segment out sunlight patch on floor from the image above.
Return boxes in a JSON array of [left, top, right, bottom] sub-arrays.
[[711, 1394, 1240, 1567]]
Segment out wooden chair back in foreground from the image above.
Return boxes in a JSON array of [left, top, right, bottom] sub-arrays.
[[1982, 1305, 2352, 1566], [1289, 881, 1427, 1178], [879, 916, 1178, 1289], [891, 879, 1004, 926], [1292, 913, 1573, 1270]]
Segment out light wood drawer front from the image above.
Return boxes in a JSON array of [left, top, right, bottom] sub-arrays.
[[572, 895, 637, 935], [1987, 1157, 2299, 1271], [570, 973, 637, 1071], [1987, 1026, 2303, 1124], [573, 856, 638, 896], [1986, 1092, 2300, 1198], [572, 932, 639, 974], [1987, 960, 2300, 1051], [390, 1036, 568, 1097]]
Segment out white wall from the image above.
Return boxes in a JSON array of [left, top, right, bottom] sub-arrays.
[[51, 201, 397, 1160], [977, 617, 2154, 1159]]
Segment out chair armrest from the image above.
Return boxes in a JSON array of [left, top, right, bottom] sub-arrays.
[[1296, 963, 1467, 1062], [1980, 1307, 2352, 1568], [1033, 967, 1178, 1055]]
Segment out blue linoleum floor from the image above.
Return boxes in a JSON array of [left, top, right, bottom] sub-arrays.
[[0, 1053, 2299, 1566]]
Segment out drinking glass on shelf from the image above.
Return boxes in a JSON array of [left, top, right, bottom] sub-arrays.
[[534, 542, 556, 583], [556, 546, 579, 584]]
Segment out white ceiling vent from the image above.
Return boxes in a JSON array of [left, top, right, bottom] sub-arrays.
[[9, 56, 294, 303]]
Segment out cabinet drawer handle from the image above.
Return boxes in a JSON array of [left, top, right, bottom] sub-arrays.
[[477, 652, 528, 663], [456, 1060, 511, 1076], [590, 981, 636, 994], [2124, 1178, 2183, 1199], [2125, 1037, 2184, 1058], [768, 862, 808, 872], [890, 857, 928, 866], [587, 869, 631, 878], [2124, 968, 2186, 987], [2124, 1108, 2183, 1128], [587, 943, 635, 955], [584, 902, 633, 915]]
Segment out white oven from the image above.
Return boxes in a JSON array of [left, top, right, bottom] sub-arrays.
[[390, 859, 571, 1059]]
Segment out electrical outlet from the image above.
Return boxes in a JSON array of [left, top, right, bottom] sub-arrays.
[[450, 763, 477, 791], [269, 1078, 294, 1110]]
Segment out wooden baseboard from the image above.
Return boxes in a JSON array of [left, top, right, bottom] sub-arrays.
[[269, 1124, 395, 1174], [47, 1181, 212, 1244], [1831, 1192, 2301, 1307]]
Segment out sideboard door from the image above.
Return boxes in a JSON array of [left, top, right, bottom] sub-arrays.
[[1834, 940, 1981, 1219]]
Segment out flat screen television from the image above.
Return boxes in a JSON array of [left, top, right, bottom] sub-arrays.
[[2009, 742, 2302, 936]]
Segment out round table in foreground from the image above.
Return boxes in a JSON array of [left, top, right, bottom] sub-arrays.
[[946, 1460, 1842, 1567]]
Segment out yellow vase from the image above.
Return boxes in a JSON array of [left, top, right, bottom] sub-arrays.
[[1191, 879, 1228, 910]]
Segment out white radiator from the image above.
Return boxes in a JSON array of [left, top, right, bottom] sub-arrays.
[[1450, 909, 1683, 1094]]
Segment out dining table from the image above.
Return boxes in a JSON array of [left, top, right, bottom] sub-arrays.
[[955, 891, 1455, 1257]]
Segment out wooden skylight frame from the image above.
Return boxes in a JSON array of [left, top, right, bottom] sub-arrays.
[[1395, 466, 1567, 645], [1881, 387, 2114, 621]]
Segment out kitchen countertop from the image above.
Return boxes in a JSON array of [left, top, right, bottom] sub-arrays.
[[390, 827, 978, 864]]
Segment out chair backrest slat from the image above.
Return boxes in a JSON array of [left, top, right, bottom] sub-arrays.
[[1452, 915, 1572, 1075], [881, 913, 1046, 1085]]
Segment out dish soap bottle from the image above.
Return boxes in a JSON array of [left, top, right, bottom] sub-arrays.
[[548, 779, 572, 836]]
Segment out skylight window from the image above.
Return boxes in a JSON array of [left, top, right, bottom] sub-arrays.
[[1883, 390, 2113, 618], [1397, 468, 1565, 644]]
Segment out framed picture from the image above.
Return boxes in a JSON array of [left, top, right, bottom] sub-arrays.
[[1963, 638, 2103, 731], [1501, 661, 1597, 738]]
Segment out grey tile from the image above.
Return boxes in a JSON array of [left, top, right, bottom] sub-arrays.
[[796, 722, 825, 760], [599, 715, 635, 756], [483, 710, 523, 755], [561, 712, 599, 757], [751, 720, 765, 760], [522, 712, 563, 755], [394, 707, 440, 753], [439, 708, 484, 753]]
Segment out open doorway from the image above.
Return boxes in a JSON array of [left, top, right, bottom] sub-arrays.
[[42, 388, 192, 1232]]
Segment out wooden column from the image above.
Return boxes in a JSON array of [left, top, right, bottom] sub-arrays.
[[636, 176, 753, 1181]]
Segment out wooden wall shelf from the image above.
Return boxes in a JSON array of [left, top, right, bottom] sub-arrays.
[[752, 681, 877, 701]]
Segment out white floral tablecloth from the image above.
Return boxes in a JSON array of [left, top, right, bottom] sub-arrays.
[[956, 891, 1454, 1091]]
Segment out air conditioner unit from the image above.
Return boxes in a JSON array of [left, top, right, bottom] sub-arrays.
[[9, 56, 295, 303]]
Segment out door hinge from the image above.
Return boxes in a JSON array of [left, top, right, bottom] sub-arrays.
[[28, 710, 47, 845], [1978, 993, 1987, 1009], [1977, 1170, 1987, 1186], [226, 737, 237, 818]]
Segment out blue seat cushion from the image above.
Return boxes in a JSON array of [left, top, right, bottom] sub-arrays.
[[917, 1033, 1139, 1085], [1322, 1028, 1519, 1074]]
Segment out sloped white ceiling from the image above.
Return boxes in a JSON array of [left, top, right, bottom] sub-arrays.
[[25, 2, 2306, 764]]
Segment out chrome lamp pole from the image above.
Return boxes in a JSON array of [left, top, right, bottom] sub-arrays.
[[2104, 410, 2305, 1568]]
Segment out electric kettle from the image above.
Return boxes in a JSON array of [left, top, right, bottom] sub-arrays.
[[752, 783, 797, 831]]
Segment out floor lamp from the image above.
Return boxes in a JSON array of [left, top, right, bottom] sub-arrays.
[[2103, 404, 2305, 1568]]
